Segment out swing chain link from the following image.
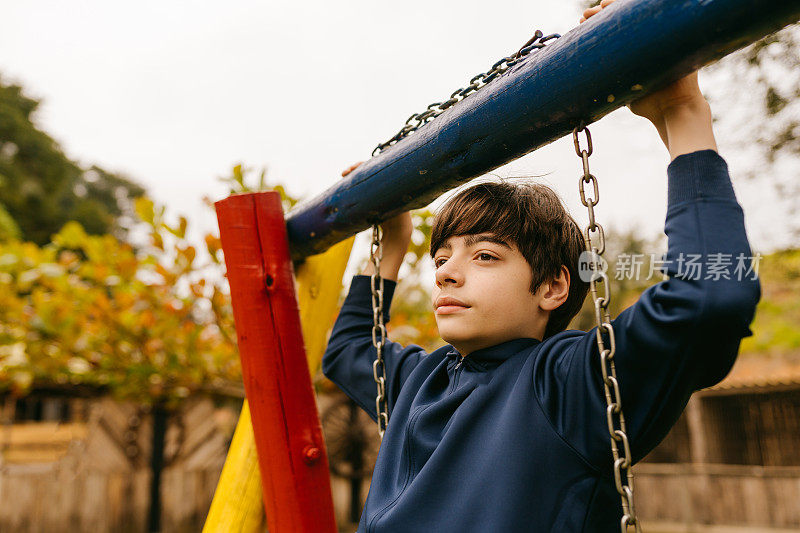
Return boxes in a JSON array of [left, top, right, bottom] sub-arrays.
[[573, 126, 642, 533], [372, 30, 560, 157], [370, 225, 390, 439]]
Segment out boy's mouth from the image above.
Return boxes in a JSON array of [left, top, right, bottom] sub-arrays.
[[435, 296, 470, 315]]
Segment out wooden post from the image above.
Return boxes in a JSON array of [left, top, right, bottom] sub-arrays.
[[213, 191, 336, 533], [203, 237, 353, 533], [202, 402, 265, 533], [686, 396, 708, 465], [684, 395, 709, 526], [147, 403, 168, 533]]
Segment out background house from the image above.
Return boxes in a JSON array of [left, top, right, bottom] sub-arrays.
[[636, 359, 800, 531], [0, 388, 241, 532]]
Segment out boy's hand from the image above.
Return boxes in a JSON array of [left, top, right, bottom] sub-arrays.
[[364, 211, 413, 281], [343, 162, 413, 281], [580, 0, 717, 160], [341, 162, 363, 178]]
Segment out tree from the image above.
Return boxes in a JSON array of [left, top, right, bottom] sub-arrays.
[[0, 202, 21, 241], [0, 165, 299, 533], [0, 196, 241, 404], [0, 76, 146, 245], [704, 24, 800, 240], [0, 163, 319, 400]]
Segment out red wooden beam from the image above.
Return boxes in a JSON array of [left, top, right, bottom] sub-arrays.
[[215, 191, 336, 533]]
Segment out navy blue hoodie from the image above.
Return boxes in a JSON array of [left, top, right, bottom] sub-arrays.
[[322, 150, 761, 532]]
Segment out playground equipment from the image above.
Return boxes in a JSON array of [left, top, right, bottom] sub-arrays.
[[203, 0, 800, 531]]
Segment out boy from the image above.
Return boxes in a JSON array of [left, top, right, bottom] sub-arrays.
[[323, 1, 761, 530]]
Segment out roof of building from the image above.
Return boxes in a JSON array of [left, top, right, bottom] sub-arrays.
[[704, 352, 800, 394]]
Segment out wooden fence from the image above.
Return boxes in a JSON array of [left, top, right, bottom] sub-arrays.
[[0, 396, 235, 532], [636, 463, 800, 531]]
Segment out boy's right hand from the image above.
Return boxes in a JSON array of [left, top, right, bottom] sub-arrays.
[[343, 162, 413, 281], [365, 211, 413, 282]]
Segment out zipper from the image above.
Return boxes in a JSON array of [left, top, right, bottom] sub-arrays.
[[449, 355, 465, 393], [367, 357, 464, 532]]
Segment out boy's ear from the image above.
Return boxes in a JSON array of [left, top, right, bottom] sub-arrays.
[[538, 265, 570, 311]]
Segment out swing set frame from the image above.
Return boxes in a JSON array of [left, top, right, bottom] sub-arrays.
[[203, 0, 800, 531]]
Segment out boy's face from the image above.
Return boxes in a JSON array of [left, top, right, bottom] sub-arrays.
[[431, 233, 548, 355]]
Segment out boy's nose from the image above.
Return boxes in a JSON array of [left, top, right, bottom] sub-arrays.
[[435, 261, 464, 287]]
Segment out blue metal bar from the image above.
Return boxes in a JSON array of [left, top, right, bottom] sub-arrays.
[[286, 0, 800, 260]]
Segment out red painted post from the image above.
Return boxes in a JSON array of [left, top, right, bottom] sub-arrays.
[[215, 191, 337, 533]]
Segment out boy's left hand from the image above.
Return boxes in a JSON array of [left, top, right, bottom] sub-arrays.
[[580, 0, 716, 158], [580, 0, 707, 125], [343, 162, 413, 282]]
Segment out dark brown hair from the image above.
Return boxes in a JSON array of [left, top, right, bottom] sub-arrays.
[[430, 181, 589, 339]]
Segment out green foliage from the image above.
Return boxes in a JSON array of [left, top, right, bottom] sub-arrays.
[[0, 77, 146, 245], [740, 249, 800, 355], [0, 196, 240, 405], [0, 202, 21, 241], [219, 164, 265, 194], [218, 164, 298, 213], [0, 162, 310, 403]]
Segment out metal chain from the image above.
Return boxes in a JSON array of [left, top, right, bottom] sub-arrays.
[[369, 224, 389, 439], [372, 30, 560, 157], [573, 125, 641, 533]]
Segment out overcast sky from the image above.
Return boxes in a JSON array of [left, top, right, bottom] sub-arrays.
[[0, 0, 792, 263]]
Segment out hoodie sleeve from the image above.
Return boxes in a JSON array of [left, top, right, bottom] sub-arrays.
[[322, 275, 428, 422], [533, 150, 761, 467]]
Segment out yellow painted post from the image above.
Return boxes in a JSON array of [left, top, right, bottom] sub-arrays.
[[201, 402, 266, 532], [296, 238, 357, 376], [203, 237, 354, 532]]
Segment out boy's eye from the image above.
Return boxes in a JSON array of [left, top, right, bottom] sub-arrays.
[[434, 257, 448, 268], [477, 253, 497, 262]]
